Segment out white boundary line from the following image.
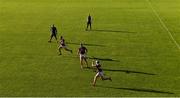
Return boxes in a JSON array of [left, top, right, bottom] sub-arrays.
[[146, 0, 180, 51]]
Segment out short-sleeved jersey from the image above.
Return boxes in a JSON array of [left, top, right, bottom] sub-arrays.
[[79, 46, 87, 54], [96, 64, 102, 72], [60, 39, 65, 46], [51, 27, 57, 33]]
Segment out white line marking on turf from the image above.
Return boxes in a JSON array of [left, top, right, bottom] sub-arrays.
[[146, 0, 180, 51]]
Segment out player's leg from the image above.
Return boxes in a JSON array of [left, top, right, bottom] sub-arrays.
[[84, 57, 88, 68], [54, 34, 58, 43], [48, 34, 53, 42], [101, 76, 112, 81], [93, 73, 99, 86], [64, 47, 73, 53], [58, 46, 62, 55], [100, 72, 112, 81], [90, 22, 92, 30], [80, 55, 83, 69]]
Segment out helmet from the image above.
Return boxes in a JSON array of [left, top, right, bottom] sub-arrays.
[[96, 60, 100, 64]]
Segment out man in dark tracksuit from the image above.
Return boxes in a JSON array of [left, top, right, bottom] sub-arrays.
[[48, 24, 58, 43], [86, 14, 92, 30]]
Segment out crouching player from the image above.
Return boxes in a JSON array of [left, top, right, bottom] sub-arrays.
[[58, 36, 73, 55], [77, 43, 88, 69], [92, 60, 112, 87]]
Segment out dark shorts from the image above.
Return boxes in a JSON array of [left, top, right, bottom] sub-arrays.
[[51, 33, 57, 37], [87, 21, 91, 24]]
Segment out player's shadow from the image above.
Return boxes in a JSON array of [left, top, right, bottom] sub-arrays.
[[67, 42, 105, 47], [88, 57, 119, 62], [97, 85, 174, 95], [90, 29, 137, 33], [102, 68, 156, 75]]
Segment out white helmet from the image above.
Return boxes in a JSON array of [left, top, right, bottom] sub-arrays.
[[96, 60, 100, 64]]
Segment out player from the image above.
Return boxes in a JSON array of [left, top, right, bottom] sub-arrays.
[[92, 60, 112, 87], [48, 24, 58, 43], [77, 43, 88, 69], [86, 14, 92, 30], [58, 36, 73, 55]]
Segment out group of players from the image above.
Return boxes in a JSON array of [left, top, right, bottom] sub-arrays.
[[48, 14, 112, 87]]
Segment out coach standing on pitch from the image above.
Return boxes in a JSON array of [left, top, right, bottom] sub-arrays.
[[86, 14, 92, 31], [48, 24, 58, 43]]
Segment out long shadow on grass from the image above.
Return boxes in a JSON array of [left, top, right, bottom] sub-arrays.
[[67, 42, 105, 47], [102, 68, 156, 75], [97, 85, 174, 95], [88, 57, 120, 62], [88, 67, 156, 76], [88, 29, 137, 33]]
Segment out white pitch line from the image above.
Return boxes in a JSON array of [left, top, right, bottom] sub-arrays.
[[146, 0, 180, 51]]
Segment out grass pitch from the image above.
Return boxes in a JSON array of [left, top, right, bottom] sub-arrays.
[[0, 0, 180, 97]]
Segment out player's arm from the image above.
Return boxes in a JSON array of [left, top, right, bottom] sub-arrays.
[[85, 48, 88, 54], [91, 60, 96, 67], [77, 49, 80, 55]]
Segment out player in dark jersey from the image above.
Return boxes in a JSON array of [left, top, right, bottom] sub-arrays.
[[86, 14, 92, 31], [91, 60, 112, 87], [77, 43, 88, 69], [48, 24, 58, 43], [58, 36, 73, 55]]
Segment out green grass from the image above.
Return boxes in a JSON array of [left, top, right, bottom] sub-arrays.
[[0, 0, 180, 96]]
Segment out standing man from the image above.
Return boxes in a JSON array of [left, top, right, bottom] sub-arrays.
[[58, 36, 73, 55], [48, 24, 58, 43], [77, 43, 88, 69], [92, 60, 112, 87], [86, 14, 92, 30]]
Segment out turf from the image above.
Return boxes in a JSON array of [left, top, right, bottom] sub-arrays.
[[0, 0, 180, 97]]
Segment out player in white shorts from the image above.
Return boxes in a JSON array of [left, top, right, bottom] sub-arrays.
[[77, 43, 88, 69], [58, 36, 72, 55], [91, 60, 112, 87]]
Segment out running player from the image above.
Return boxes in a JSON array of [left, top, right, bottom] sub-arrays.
[[77, 43, 88, 69], [86, 14, 92, 30], [58, 36, 73, 55], [48, 24, 58, 43], [92, 60, 112, 87]]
